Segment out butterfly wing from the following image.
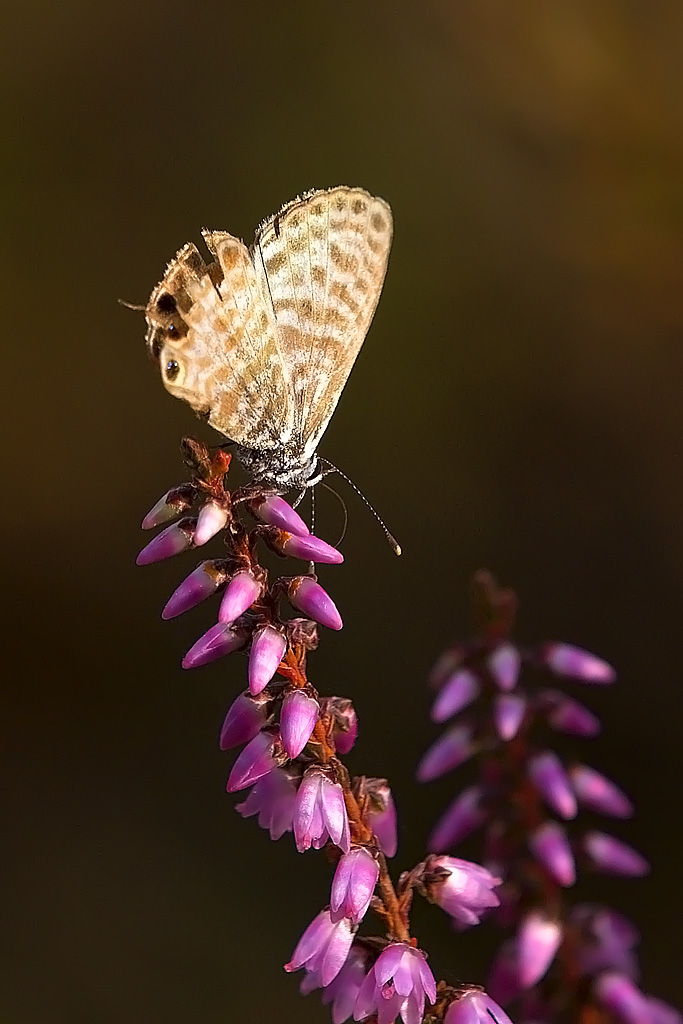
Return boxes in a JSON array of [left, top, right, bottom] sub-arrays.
[[145, 234, 293, 450], [252, 186, 393, 461]]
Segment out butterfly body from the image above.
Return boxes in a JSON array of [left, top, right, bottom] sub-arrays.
[[144, 186, 393, 492]]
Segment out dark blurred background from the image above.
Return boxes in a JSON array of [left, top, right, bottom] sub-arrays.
[[3, 0, 683, 1021]]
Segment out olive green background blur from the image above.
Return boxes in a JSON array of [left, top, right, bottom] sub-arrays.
[[3, 1, 683, 1021]]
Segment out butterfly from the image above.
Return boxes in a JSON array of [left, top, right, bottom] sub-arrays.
[[144, 186, 393, 492]]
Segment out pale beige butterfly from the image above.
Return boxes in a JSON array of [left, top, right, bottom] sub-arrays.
[[144, 186, 393, 491]]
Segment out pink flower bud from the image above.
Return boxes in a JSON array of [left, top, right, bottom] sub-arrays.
[[428, 785, 487, 851], [248, 625, 287, 695], [487, 643, 520, 691], [161, 561, 227, 619], [280, 690, 319, 758], [583, 831, 649, 877], [528, 751, 577, 819], [431, 669, 480, 723], [330, 847, 379, 924], [182, 621, 245, 669], [570, 764, 633, 819], [324, 697, 358, 754], [226, 731, 277, 792], [235, 767, 297, 841], [277, 531, 344, 564], [517, 912, 563, 988], [593, 972, 650, 1024], [193, 500, 228, 546], [493, 693, 526, 740], [218, 571, 261, 623], [219, 693, 268, 750], [529, 821, 576, 887], [543, 642, 616, 684], [539, 689, 601, 737], [363, 779, 397, 858], [417, 724, 474, 782], [422, 854, 501, 928], [253, 493, 310, 536], [141, 486, 194, 529], [288, 577, 343, 631], [136, 519, 195, 565], [353, 943, 436, 1024], [445, 990, 513, 1024]]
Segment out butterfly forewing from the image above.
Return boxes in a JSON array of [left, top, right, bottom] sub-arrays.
[[253, 187, 393, 459], [146, 234, 292, 451]]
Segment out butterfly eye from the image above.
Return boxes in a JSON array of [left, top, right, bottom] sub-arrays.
[[167, 324, 177, 335], [156, 291, 177, 315], [165, 359, 180, 382]]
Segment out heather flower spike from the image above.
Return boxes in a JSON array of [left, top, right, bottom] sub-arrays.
[[280, 690, 319, 758], [182, 621, 245, 669], [294, 768, 351, 853], [161, 561, 227, 619], [330, 847, 379, 924], [248, 625, 287, 695], [288, 576, 343, 631], [285, 910, 355, 988], [353, 943, 437, 1024], [136, 519, 195, 565], [218, 570, 261, 623]]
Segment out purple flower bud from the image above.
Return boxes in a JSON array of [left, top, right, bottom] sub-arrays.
[[445, 990, 513, 1024], [528, 751, 578, 819], [280, 690, 319, 758], [487, 643, 521, 692], [248, 625, 286, 695], [648, 996, 683, 1024], [422, 854, 501, 928], [539, 689, 601, 737], [253, 493, 310, 536], [353, 943, 437, 1024], [363, 779, 397, 858], [543, 642, 616, 684], [136, 519, 195, 565], [235, 766, 297, 840], [194, 500, 228, 546], [218, 571, 261, 623], [294, 767, 351, 854], [285, 909, 355, 988], [529, 821, 576, 887], [288, 577, 343, 631], [277, 531, 344, 564], [570, 764, 633, 818], [181, 621, 245, 669], [583, 831, 649, 877], [429, 645, 467, 690], [161, 561, 226, 619], [330, 847, 379, 924], [593, 971, 650, 1024], [428, 785, 487, 851], [226, 731, 277, 792], [141, 486, 194, 529], [493, 693, 526, 740], [417, 724, 474, 782], [324, 697, 358, 755], [431, 669, 480, 723], [219, 693, 268, 750], [571, 905, 639, 978], [517, 912, 563, 988]]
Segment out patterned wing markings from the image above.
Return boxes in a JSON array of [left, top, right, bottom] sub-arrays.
[[145, 235, 293, 450], [253, 186, 393, 459]]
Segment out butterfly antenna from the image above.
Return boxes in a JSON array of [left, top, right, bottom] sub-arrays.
[[118, 299, 147, 312], [319, 459, 401, 556], [321, 481, 349, 549]]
